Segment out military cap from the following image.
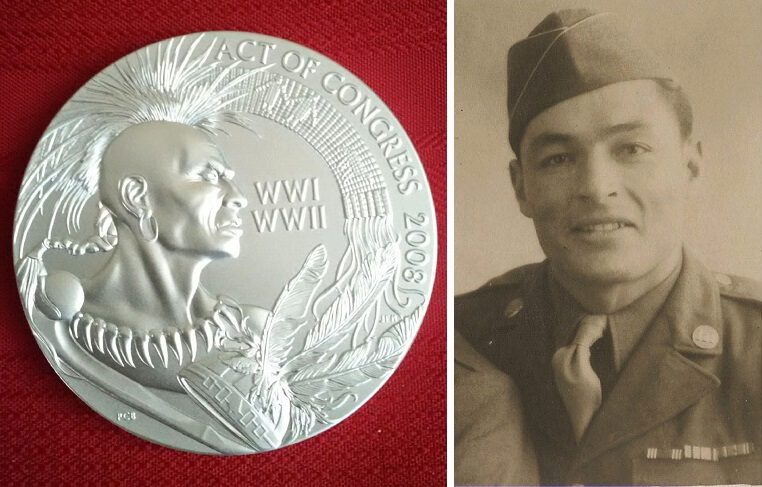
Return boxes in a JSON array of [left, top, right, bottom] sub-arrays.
[[508, 9, 670, 156]]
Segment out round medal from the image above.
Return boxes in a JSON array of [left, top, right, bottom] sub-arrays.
[[13, 32, 436, 454]]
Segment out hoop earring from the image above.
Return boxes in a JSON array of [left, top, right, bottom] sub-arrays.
[[138, 213, 158, 242]]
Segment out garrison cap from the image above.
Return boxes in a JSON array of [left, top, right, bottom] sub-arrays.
[[508, 9, 670, 156]]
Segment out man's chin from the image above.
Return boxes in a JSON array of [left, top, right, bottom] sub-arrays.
[[214, 229, 243, 254], [205, 240, 242, 260], [554, 249, 647, 285]]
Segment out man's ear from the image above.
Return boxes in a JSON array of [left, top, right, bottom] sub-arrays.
[[118, 175, 151, 218], [509, 159, 532, 217], [685, 140, 702, 181]]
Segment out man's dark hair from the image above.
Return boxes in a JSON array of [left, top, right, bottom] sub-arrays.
[[654, 78, 693, 140]]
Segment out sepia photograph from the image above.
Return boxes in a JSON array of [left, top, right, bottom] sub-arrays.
[[455, 0, 762, 485]]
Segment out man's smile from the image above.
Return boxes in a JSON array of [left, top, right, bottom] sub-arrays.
[[569, 216, 636, 233]]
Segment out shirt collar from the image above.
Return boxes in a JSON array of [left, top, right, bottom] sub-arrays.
[[549, 255, 683, 371]]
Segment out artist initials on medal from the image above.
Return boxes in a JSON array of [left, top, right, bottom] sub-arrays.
[[251, 177, 327, 232]]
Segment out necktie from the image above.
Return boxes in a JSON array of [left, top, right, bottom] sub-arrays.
[[552, 314, 608, 442]]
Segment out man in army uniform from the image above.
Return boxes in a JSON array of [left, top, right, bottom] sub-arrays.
[[455, 9, 762, 485]]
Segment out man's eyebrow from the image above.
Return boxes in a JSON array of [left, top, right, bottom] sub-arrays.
[[526, 122, 651, 156], [601, 121, 648, 137], [207, 159, 235, 179], [527, 132, 575, 156]]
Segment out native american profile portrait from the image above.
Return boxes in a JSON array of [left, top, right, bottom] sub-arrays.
[[14, 34, 424, 453]]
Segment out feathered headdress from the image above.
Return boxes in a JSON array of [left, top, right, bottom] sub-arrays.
[[15, 34, 269, 315]]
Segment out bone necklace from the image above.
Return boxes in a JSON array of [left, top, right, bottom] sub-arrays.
[[69, 303, 229, 368]]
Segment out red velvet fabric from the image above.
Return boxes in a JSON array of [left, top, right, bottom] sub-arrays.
[[0, 1, 445, 484]]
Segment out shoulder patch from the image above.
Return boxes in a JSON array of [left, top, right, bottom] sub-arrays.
[[715, 272, 762, 305]]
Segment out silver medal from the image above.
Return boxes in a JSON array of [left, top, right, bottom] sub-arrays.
[[13, 32, 436, 454]]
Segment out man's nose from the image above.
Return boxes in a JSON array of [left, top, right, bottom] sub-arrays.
[[575, 150, 620, 202], [223, 179, 248, 210]]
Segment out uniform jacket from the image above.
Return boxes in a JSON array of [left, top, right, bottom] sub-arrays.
[[455, 330, 539, 485], [455, 250, 762, 485]]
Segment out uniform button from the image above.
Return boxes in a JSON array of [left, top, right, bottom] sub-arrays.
[[692, 325, 719, 349], [504, 298, 523, 319], [715, 273, 732, 287]]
